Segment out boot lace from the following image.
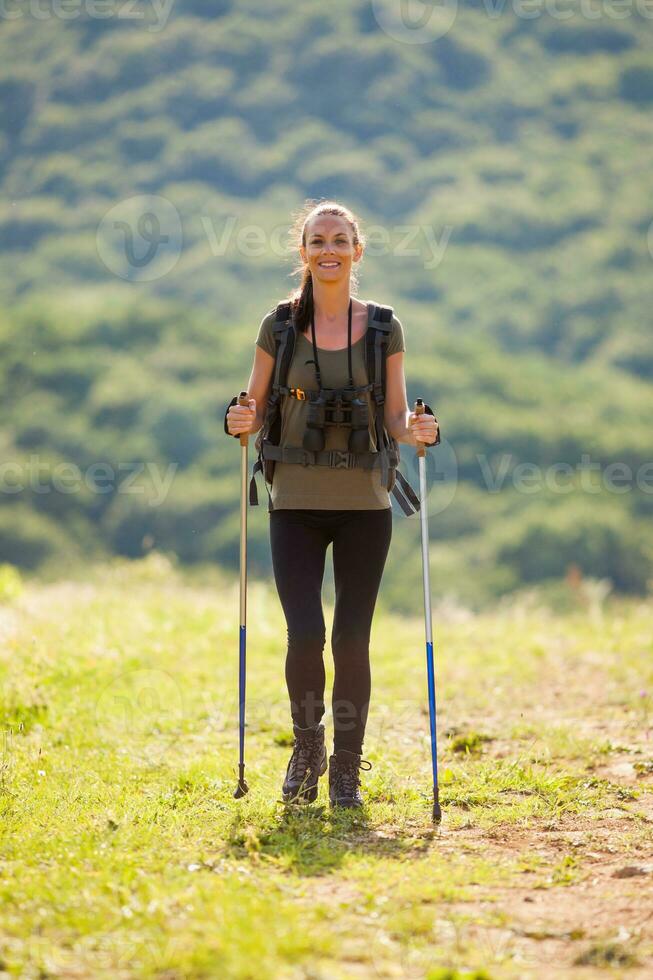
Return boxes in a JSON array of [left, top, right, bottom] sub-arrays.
[[334, 756, 372, 798], [288, 730, 319, 783]]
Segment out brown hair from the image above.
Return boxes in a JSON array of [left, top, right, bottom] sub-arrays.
[[287, 199, 366, 335]]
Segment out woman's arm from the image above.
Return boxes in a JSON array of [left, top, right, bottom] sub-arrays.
[[383, 351, 439, 447], [246, 346, 275, 433], [226, 345, 275, 436]]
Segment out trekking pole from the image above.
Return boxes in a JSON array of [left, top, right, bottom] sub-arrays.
[[414, 398, 442, 823], [233, 390, 250, 799]]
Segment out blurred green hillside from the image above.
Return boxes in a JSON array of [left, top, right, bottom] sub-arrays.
[[1, 2, 652, 609]]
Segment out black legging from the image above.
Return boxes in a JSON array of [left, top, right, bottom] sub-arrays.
[[269, 507, 393, 754]]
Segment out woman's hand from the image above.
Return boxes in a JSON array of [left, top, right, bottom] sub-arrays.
[[227, 397, 257, 436], [408, 411, 439, 446]]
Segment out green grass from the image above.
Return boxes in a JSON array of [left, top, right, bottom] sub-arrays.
[[1, 556, 652, 978]]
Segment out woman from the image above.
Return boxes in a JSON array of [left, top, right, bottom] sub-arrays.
[[226, 200, 438, 809]]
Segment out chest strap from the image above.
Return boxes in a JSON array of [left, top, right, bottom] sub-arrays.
[[262, 443, 399, 470], [278, 381, 374, 401]]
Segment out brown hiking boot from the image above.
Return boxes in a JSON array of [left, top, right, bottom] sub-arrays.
[[282, 723, 327, 804], [328, 748, 373, 808]]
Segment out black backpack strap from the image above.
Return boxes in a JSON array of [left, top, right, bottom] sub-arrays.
[[365, 303, 394, 490], [367, 308, 393, 393], [394, 468, 421, 512], [249, 302, 295, 509], [249, 455, 273, 511], [272, 301, 296, 393], [275, 301, 292, 319], [249, 433, 275, 510], [365, 302, 429, 510], [249, 458, 261, 505], [370, 303, 393, 324], [391, 479, 418, 516]]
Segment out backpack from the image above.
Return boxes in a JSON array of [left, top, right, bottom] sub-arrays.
[[228, 301, 434, 515]]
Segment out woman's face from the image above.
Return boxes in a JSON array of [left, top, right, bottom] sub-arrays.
[[300, 214, 362, 285]]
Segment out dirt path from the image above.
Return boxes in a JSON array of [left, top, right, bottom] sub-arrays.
[[295, 699, 653, 978]]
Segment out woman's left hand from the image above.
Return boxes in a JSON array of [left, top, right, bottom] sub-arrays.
[[408, 411, 439, 446]]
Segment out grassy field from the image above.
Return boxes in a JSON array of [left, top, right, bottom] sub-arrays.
[[1, 555, 652, 979]]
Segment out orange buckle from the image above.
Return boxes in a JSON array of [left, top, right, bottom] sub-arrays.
[[292, 388, 306, 400]]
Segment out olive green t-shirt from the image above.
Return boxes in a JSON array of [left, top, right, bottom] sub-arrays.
[[255, 300, 405, 510]]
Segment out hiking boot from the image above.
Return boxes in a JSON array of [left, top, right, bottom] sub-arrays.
[[282, 723, 327, 804], [328, 748, 373, 809]]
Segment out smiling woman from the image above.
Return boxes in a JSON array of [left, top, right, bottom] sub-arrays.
[[224, 199, 440, 810]]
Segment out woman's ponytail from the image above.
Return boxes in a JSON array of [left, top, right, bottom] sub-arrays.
[[294, 266, 313, 337]]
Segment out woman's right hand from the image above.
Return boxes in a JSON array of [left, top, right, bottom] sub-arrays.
[[226, 396, 257, 436]]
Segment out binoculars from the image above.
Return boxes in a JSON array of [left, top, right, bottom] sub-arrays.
[[302, 389, 370, 454]]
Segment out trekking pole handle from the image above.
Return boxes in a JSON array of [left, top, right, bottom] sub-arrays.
[[238, 390, 250, 447], [413, 398, 426, 458]]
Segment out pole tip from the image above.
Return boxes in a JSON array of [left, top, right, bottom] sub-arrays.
[[233, 780, 249, 799], [432, 788, 442, 823]]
